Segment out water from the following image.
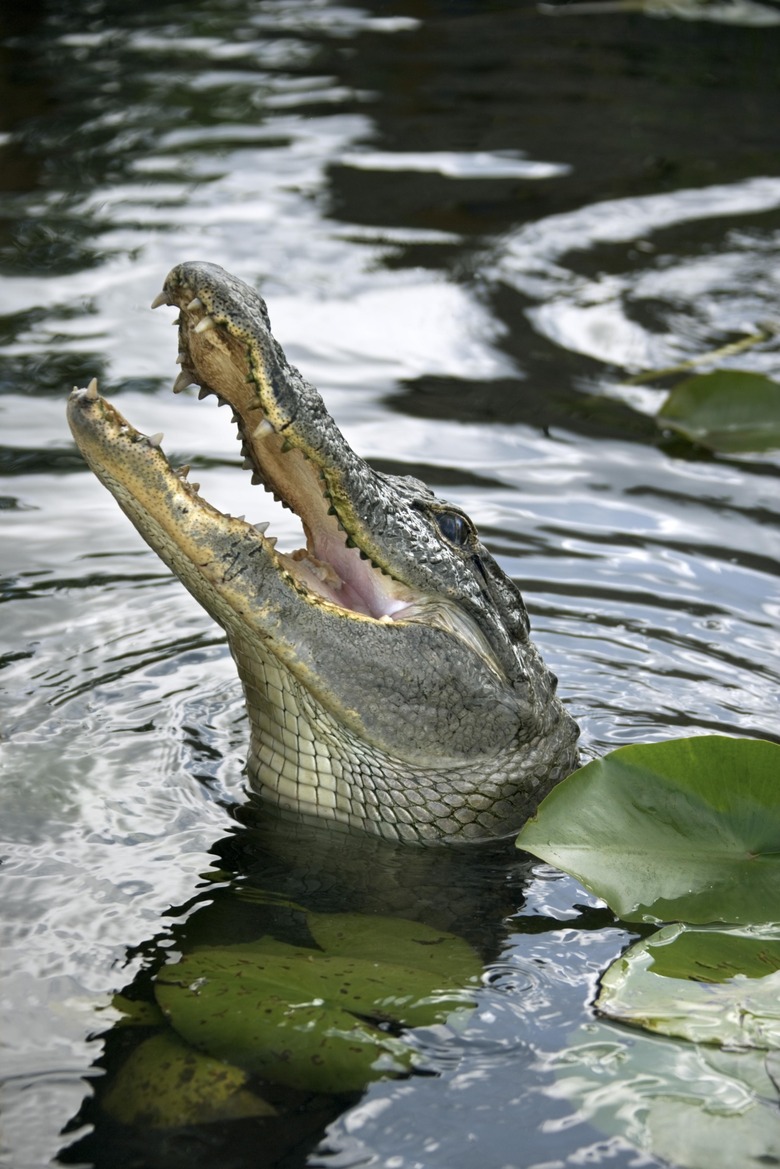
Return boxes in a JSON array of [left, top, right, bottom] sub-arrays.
[[2, 2, 779, 1166]]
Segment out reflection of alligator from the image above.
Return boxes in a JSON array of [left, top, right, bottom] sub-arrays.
[[67, 261, 578, 841]]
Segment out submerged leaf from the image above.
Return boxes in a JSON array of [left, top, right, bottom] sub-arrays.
[[657, 370, 780, 452], [106, 994, 166, 1028], [306, 912, 482, 984], [516, 736, 780, 923], [597, 924, 780, 1048], [154, 938, 476, 1093], [101, 1031, 275, 1128]]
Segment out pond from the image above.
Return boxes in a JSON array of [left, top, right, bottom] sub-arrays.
[[2, 1, 779, 1166]]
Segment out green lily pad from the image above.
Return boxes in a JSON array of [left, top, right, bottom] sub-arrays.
[[657, 370, 780, 453], [155, 939, 476, 1093], [101, 1031, 276, 1128], [516, 736, 780, 923], [642, 922, 780, 982], [597, 924, 780, 1048]]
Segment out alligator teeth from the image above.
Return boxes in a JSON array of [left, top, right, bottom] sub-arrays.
[[148, 432, 164, 448], [197, 387, 212, 400], [150, 291, 169, 310], [194, 315, 216, 334], [175, 464, 191, 479], [266, 536, 278, 549], [186, 297, 204, 312], [86, 377, 99, 401], [176, 351, 187, 365], [254, 521, 270, 535], [253, 418, 274, 440], [173, 371, 194, 394]]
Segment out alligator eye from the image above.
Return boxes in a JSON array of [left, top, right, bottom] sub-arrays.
[[435, 510, 471, 546]]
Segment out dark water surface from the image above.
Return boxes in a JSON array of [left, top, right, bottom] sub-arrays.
[[2, 2, 779, 1167]]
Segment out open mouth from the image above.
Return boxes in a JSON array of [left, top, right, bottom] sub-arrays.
[[68, 262, 508, 682], [146, 268, 422, 623]]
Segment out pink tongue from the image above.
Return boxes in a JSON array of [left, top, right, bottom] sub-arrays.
[[279, 546, 413, 620], [279, 550, 373, 616]]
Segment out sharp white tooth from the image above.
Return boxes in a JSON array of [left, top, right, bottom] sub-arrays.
[[150, 291, 169, 310], [86, 377, 99, 400], [191, 482, 200, 492], [197, 387, 212, 400], [148, 432, 164, 448], [253, 418, 274, 440], [235, 515, 246, 522], [194, 315, 215, 334], [266, 536, 278, 549], [255, 521, 270, 535], [176, 464, 191, 479], [187, 297, 204, 311], [173, 371, 194, 394]]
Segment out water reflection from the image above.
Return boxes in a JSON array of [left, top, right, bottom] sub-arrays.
[[1, 0, 779, 1166]]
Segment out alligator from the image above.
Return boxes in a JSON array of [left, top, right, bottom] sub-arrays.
[[67, 262, 579, 843]]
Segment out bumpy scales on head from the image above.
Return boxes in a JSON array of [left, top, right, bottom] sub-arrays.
[[67, 262, 579, 842]]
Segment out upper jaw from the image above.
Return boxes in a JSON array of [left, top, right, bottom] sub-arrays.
[[151, 261, 426, 623]]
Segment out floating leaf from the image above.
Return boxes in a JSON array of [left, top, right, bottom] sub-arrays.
[[101, 1031, 276, 1128], [657, 370, 780, 452], [516, 736, 780, 923], [549, 1021, 780, 1169], [597, 924, 780, 1047], [155, 939, 476, 1093], [642, 922, 780, 983]]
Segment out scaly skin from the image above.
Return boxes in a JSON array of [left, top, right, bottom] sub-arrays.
[[67, 261, 579, 842]]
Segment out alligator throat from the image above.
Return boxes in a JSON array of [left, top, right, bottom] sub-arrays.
[[67, 261, 579, 842]]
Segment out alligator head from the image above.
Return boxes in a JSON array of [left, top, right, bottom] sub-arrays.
[[67, 261, 578, 842]]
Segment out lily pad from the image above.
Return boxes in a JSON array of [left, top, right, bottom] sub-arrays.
[[516, 736, 780, 923], [101, 1031, 276, 1128], [155, 938, 477, 1093], [597, 923, 780, 1048], [657, 370, 780, 453]]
